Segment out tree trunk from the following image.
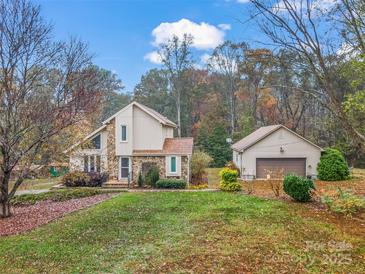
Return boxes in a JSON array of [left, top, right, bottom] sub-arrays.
[[229, 78, 235, 137], [0, 171, 12, 218], [177, 88, 181, 137], [0, 201, 11, 218]]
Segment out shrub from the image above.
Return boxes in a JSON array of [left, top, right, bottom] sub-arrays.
[[192, 151, 212, 181], [322, 188, 365, 216], [145, 166, 160, 187], [219, 168, 241, 192], [62, 171, 108, 187], [265, 168, 284, 197], [317, 148, 350, 181], [219, 168, 239, 182], [137, 171, 144, 188], [62, 172, 90, 187], [220, 181, 242, 191], [225, 161, 240, 176], [283, 174, 315, 202], [87, 172, 109, 187], [156, 179, 186, 189]]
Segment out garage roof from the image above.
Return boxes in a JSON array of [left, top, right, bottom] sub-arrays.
[[231, 124, 322, 152]]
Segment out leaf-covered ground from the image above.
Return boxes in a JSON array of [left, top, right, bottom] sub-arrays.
[[1, 193, 116, 236], [0, 192, 364, 273], [207, 168, 365, 197]]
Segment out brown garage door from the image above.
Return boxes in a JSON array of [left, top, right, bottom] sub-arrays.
[[256, 158, 306, 178]]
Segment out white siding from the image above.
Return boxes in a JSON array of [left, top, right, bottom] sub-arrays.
[[238, 128, 321, 177], [162, 126, 174, 139], [232, 150, 242, 173], [115, 104, 134, 156], [133, 106, 164, 150]]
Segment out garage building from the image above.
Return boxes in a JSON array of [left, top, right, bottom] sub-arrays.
[[231, 125, 322, 179]]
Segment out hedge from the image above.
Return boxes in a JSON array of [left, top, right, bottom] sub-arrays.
[[283, 174, 315, 202], [317, 148, 350, 181], [156, 179, 187, 189], [62, 171, 109, 187]]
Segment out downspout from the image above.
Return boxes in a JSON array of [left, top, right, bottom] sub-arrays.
[[240, 151, 243, 178], [187, 155, 191, 187]]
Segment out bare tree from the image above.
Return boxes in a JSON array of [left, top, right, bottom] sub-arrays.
[[159, 34, 193, 137], [208, 41, 247, 136], [335, 0, 365, 54], [239, 48, 273, 126], [0, 0, 101, 217], [249, 0, 365, 144]]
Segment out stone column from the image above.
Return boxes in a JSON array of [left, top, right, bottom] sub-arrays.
[[106, 119, 118, 179]]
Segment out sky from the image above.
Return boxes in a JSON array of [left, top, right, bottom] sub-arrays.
[[35, 0, 261, 93]]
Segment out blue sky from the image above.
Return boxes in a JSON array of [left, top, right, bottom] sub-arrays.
[[36, 0, 259, 93]]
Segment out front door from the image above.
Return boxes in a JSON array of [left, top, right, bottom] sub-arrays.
[[120, 157, 130, 179]]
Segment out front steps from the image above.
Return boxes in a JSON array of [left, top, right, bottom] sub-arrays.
[[103, 180, 134, 188]]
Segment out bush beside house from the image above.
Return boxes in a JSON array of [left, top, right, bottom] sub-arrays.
[[191, 151, 212, 185], [156, 179, 186, 189], [145, 166, 160, 188], [219, 168, 242, 192], [137, 172, 144, 187], [317, 148, 350, 181], [62, 171, 108, 187], [283, 174, 315, 202]]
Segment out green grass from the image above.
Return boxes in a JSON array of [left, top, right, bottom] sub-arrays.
[[1, 192, 364, 273], [10, 188, 121, 206], [10, 177, 62, 191]]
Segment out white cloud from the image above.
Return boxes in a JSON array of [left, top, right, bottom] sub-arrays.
[[274, 0, 338, 14], [218, 23, 231, 30], [237, 0, 250, 3], [144, 51, 162, 64], [151, 18, 227, 50], [313, 0, 339, 11], [200, 53, 211, 64]]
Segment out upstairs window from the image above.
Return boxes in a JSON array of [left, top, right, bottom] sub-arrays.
[[121, 125, 127, 142], [170, 156, 177, 173], [91, 135, 101, 149]]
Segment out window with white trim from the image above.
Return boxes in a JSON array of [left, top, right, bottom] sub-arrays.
[[170, 156, 177, 173], [121, 125, 127, 142], [91, 134, 101, 149], [83, 155, 101, 172]]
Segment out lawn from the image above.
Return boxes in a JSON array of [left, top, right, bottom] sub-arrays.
[[10, 177, 62, 191], [0, 192, 364, 273]]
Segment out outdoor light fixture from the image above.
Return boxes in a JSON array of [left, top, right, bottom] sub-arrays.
[[280, 147, 284, 153]]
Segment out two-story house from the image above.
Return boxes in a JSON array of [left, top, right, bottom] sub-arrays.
[[66, 101, 193, 186]]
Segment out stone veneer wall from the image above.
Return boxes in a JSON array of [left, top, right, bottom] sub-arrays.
[[132, 156, 166, 182], [106, 119, 119, 179], [132, 155, 190, 184], [181, 156, 189, 181]]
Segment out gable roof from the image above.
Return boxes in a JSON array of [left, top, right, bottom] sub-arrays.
[[133, 137, 194, 156], [231, 124, 322, 152], [103, 101, 177, 128]]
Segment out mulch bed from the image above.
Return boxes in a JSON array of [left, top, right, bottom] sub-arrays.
[[0, 194, 115, 236]]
